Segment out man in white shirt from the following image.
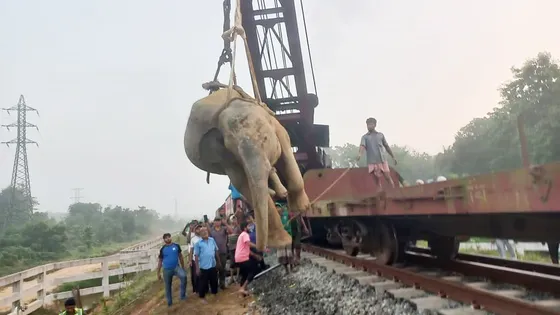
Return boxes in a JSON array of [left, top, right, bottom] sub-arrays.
[[188, 225, 202, 293]]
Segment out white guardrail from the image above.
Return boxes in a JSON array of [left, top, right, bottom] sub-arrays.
[[0, 232, 180, 315]]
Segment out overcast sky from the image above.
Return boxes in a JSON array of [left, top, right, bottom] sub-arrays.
[[1, 0, 560, 219]]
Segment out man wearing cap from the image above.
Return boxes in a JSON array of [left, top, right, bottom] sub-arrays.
[[59, 298, 84, 315]]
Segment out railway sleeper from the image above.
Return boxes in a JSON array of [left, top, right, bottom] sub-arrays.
[[302, 247, 560, 315]]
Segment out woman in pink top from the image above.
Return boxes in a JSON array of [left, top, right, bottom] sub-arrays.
[[235, 222, 261, 296]]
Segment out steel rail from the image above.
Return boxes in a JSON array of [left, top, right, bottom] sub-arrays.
[[303, 244, 560, 315], [405, 252, 560, 297], [408, 246, 560, 277]]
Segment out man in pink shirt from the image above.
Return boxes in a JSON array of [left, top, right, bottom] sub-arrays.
[[235, 222, 261, 296]]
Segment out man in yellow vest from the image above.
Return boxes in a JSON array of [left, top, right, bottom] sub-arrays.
[[59, 297, 84, 315]]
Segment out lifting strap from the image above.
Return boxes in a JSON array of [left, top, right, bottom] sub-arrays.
[[221, 0, 262, 104], [208, 0, 234, 91], [209, 0, 271, 114]]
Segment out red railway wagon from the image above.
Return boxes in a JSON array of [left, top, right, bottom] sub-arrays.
[[302, 163, 560, 264]]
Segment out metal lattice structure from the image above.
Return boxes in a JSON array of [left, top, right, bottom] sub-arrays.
[[240, 0, 330, 173], [2, 95, 39, 217]]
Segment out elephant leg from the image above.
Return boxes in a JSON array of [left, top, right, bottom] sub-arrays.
[[275, 123, 310, 213], [235, 138, 291, 251], [269, 167, 288, 199]]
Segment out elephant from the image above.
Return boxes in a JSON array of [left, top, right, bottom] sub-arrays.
[[184, 84, 311, 251]]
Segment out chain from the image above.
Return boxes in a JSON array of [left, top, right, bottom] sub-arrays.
[[210, 0, 234, 85]]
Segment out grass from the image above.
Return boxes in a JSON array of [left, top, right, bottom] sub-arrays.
[[415, 240, 551, 263], [0, 239, 147, 277], [459, 245, 551, 263], [54, 274, 130, 293], [89, 234, 185, 314], [92, 271, 159, 315], [68, 240, 143, 260]]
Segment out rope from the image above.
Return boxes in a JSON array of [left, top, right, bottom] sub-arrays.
[[220, 0, 264, 106], [286, 167, 352, 224]]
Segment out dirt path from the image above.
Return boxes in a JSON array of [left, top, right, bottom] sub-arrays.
[[130, 285, 253, 315], [116, 280, 256, 315], [0, 263, 102, 312]]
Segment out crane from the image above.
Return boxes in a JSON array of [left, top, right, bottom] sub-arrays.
[[214, 0, 330, 174]]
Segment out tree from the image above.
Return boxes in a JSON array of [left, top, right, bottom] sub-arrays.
[[0, 185, 184, 276], [325, 143, 365, 168], [498, 52, 560, 165], [326, 143, 442, 182], [447, 52, 560, 175], [82, 226, 93, 249], [0, 187, 36, 235]]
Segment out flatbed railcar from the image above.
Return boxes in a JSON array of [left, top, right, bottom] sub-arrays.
[[233, 0, 560, 264]]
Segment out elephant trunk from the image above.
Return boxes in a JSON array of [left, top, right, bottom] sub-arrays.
[[238, 139, 270, 251]]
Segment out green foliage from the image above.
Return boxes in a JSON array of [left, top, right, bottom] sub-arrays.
[[325, 144, 444, 182], [327, 52, 560, 180], [83, 226, 93, 249], [0, 188, 184, 277], [100, 271, 157, 315], [55, 274, 126, 293], [442, 52, 560, 175]]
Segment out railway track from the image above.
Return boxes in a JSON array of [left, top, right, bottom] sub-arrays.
[[302, 244, 560, 315]]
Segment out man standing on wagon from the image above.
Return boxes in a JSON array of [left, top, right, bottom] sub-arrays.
[[357, 117, 397, 192]]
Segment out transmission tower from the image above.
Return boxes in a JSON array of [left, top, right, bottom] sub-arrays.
[[71, 188, 84, 204], [1, 95, 39, 219]]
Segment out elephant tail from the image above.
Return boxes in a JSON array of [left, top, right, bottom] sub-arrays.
[[238, 138, 270, 252]]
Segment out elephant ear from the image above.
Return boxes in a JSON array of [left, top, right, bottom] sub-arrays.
[[198, 128, 233, 175]]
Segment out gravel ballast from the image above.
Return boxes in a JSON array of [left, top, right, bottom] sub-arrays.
[[249, 256, 437, 315]]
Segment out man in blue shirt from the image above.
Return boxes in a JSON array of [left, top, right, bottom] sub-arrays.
[[157, 233, 187, 307], [194, 226, 222, 300]]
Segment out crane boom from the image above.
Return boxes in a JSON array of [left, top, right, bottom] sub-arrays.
[[239, 0, 330, 173]]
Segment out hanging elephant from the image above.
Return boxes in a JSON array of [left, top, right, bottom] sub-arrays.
[[184, 83, 311, 251]]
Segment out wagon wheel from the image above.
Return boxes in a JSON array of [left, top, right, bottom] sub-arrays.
[[369, 221, 399, 265], [429, 236, 459, 260], [343, 241, 360, 256], [338, 220, 368, 256]]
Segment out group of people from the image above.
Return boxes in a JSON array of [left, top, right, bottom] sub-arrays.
[[160, 197, 270, 306], [156, 217, 233, 307], [159, 184, 311, 306]]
